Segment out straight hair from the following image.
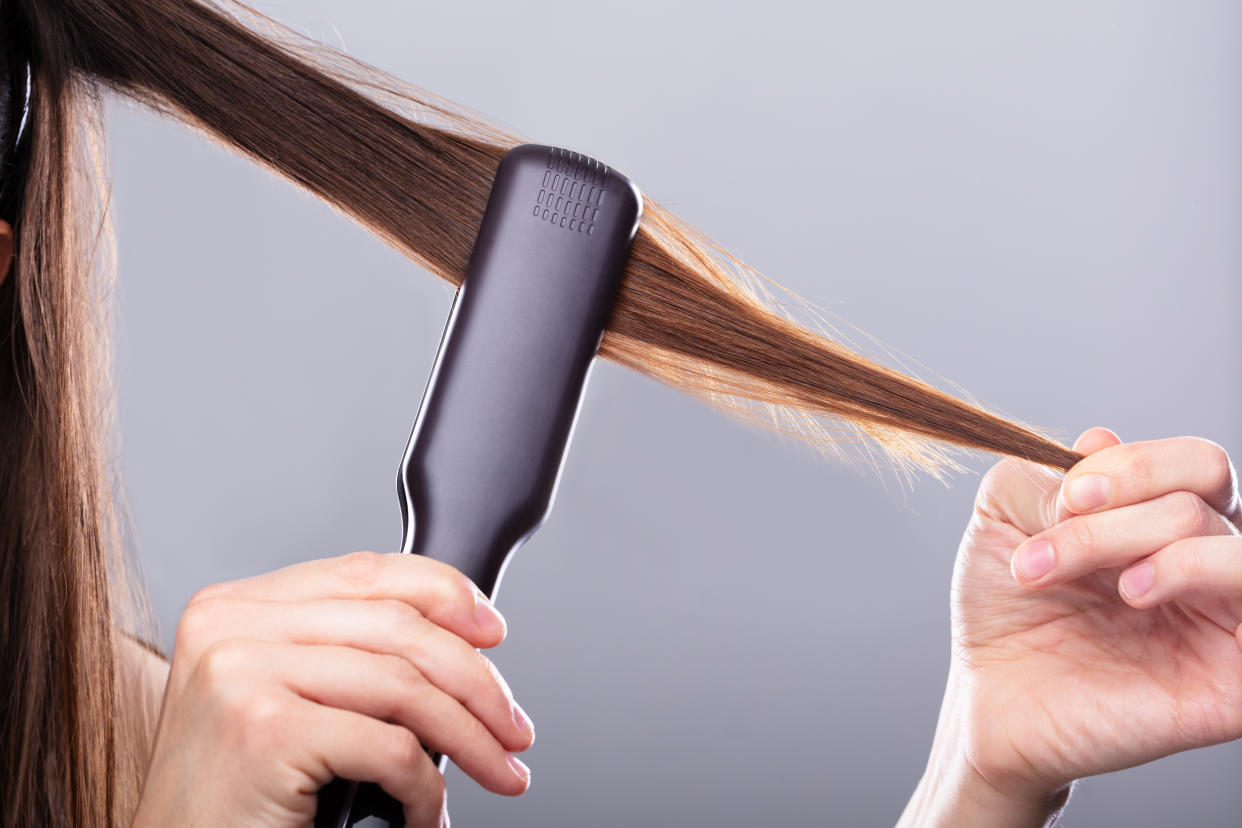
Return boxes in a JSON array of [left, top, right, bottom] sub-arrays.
[[0, 0, 1082, 823]]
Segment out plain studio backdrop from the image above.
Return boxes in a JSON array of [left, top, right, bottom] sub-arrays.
[[107, 1, 1240, 825]]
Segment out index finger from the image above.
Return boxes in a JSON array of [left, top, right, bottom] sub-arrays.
[[1060, 436, 1240, 525], [195, 552, 506, 649]]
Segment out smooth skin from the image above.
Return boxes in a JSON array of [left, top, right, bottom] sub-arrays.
[[131, 552, 535, 827], [900, 427, 1242, 827]]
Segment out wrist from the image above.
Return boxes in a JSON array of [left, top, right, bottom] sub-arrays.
[[900, 748, 1071, 828], [898, 666, 1072, 828]]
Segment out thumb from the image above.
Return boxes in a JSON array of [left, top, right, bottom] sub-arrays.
[[1053, 426, 1123, 522], [1073, 426, 1122, 456]]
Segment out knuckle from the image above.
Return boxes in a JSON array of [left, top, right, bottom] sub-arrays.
[[1062, 516, 1096, 558], [978, 458, 1012, 490], [433, 568, 478, 614], [195, 639, 254, 694], [1164, 540, 1201, 586], [175, 595, 222, 652], [975, 458, 1058, 523], [198, 638, 245, 677], [378, 657, 431, 727], [387, 654, 428, 694], [335, 550, 384, 587], [1193, 438, 1234, 493], [234, 690, 291, 742], [192, 642, 292, 744], [384, 727, 424, 771], [1123, 445, 1155, 493], [978, 458, 1022, 501], [188, 582, 228, 607], [379, 597, 424, 628], [1168, 491, 1210, 537]]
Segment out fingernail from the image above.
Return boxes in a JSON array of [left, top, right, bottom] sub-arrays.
[[507, 754, 531, 783], [1066, 473, 1110, 512], [513, 702, 535, 742], [1120, 562, 1155, 599], [474, 592, 506, 636], [1014, 540, 1055, 582]]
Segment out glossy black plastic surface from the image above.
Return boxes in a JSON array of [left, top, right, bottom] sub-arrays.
[[0, 16, 33, 223], [316, 144, 642, 828]]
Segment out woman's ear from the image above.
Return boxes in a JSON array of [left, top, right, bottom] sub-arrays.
[[0, 220, 12, 287]]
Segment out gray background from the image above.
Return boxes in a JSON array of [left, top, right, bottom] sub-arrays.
[[107, 1, 1241, 825]]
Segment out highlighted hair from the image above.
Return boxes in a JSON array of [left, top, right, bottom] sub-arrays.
[[0, 0, 1080, 823]]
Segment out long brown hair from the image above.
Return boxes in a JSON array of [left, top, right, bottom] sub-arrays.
[[0, 1, 136, 824], [0, 0, 1082, 823]]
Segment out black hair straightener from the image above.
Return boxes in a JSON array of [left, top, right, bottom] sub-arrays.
[[316, 143, 643, 827]]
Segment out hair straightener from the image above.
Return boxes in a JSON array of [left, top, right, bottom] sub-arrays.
[[316, 143, 643, 827]]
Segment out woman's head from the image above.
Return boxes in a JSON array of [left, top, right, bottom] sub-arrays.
[[1, 2, 131, 819], [0, 0, 1083, 823]]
